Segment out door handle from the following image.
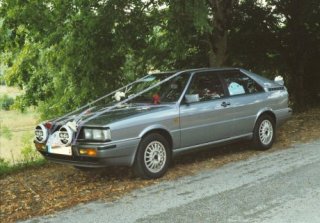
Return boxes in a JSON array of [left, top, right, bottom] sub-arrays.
[[221, 101, 231, 107]]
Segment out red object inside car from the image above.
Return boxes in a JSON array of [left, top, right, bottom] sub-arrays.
[[44, 122, 52, 129], [153, 93, 160, 104]]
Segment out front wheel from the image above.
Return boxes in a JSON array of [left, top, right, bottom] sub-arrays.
[[133, 133, 171, 179], [252, 114, 275, 150]]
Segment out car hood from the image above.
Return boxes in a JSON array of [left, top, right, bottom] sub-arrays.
[[81, 104, 173, 126]]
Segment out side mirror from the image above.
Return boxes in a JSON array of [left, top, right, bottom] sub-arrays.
[[274, 76, 284, 86], [185, 94, 200, 104]]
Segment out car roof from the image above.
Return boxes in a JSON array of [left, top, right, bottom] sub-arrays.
[[189, 67, 240, 73], [153, 68, 275, 88], [176, 67, 241, 74], [152, 67, 241, 76]]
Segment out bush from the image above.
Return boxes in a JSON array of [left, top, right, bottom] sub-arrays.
[[21, 133, 41, 163], [10, 95, 26, 113], [0, 94, 14, 110]]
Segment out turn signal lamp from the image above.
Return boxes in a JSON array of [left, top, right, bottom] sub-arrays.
[[87, 149, 97, 156], [35, 143, 45, 151]]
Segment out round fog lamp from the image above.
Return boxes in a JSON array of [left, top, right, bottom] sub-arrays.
[[59, 125, 74, 145], [35, 124, 48, 143]]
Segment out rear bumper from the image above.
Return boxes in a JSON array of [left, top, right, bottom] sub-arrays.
[[36, 138, 140, 168], [275, 107, 293, 126]]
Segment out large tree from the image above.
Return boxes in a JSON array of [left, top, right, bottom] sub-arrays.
[[207, 0, 237, 66], [161, 0, 238, 67], [268, 0, 320, 110], [1, 0, 319, 116]]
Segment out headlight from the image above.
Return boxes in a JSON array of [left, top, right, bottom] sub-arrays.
[[59, 125, 74, 145], [35, 124, 48, 143], [83, 128, 111, 141]]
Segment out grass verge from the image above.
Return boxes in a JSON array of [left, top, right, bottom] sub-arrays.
[[0, 109, 38, 163], [0, 158, 47, 177]]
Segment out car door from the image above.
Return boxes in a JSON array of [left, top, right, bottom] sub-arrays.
[[220, 70, 265, 136], [179, 71, 234, 148]]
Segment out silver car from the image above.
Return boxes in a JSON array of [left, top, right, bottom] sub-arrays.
[[34, 68, 292, 178]]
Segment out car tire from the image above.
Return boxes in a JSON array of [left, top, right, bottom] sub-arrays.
[[252, 114, 276, 150], [133, 133, 171, 179]]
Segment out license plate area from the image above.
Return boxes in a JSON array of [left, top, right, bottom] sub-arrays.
[[47, 145, 72, 156]]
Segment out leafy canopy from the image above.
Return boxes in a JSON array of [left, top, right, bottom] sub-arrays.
[[1, 0, 319, 118]]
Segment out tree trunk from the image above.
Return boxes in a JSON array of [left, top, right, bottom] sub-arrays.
[[282, 0, 308, 111], [288, 62, 307, 111], [207, 0, 236, 67]]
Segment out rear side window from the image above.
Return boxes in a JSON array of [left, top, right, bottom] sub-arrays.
[[222, 71, 264, 96]]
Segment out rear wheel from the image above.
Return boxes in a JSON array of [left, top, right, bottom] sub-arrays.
[[252, 114, 275, 150], [133, 133, 171, 179]]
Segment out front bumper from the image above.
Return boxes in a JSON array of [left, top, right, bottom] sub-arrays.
[[35, 138, 140, 168]]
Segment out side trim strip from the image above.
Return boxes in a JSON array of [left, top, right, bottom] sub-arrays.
[[173, 133, 252, 155], [98, 145, 117, 150]]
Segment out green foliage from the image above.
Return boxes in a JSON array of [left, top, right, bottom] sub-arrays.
[[0, 75, 5, 85], [0, 94, 14, 110], [266, 0, 320, 110], [1, 0, 156, 119], [10, 95, 26, 112], [0, 0, 319, 116], [229, 0, 280, 72]]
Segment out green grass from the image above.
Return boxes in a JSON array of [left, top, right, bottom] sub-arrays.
[[0, 86, 47, 176], [0, 85, 23, 98], [0, 108, 38, 163], [0, 157, 47, 177]]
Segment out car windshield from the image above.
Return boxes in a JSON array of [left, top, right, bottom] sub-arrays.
[[65, 72, 190, 121], [129, 72, 190, 104]]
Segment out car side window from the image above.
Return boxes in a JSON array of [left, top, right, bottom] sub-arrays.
[[222, 71, 264, 96], [186, 72, 225, 102]]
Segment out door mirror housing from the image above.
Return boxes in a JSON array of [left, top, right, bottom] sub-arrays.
[[184, 94, 200, 104]]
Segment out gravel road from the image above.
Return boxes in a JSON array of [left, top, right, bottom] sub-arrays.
[[22, 140, 320, 223]]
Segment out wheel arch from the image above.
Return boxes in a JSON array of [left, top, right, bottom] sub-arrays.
[[139, 126, 173, 150], [254, 109, 277, 130], [252, 109, 277, 150], [132, 126, 173, 178], [130, 125, 173, 166]]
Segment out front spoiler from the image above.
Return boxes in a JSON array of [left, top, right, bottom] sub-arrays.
[[39, 151, 108, 168]]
